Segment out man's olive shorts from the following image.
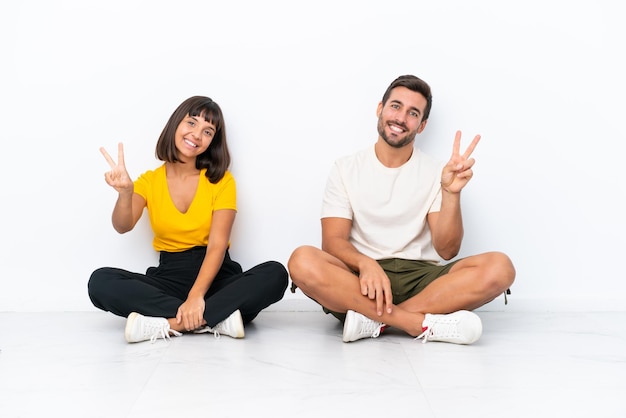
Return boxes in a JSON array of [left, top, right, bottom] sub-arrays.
[[323, 258, 460, 321]]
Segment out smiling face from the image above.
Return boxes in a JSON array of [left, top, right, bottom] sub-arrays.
[[174, 113, 216, 161], [376, 86, 428, 149]]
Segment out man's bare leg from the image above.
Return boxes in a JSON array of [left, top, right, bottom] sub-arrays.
[[288, 246, 515, 337]]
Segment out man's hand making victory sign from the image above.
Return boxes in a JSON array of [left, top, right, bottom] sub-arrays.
[[440, 131, 481, 194], [100, 143, 134, 195]]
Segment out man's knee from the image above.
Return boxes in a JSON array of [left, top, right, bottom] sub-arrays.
[[287, 245, 318, 278], [484, 251, 516, 292]]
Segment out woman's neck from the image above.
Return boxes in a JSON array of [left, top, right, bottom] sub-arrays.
[[165, 161, 200, 179]]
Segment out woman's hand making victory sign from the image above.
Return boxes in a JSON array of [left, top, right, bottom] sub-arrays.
[[100, 143, 134, 195], [440, 131, 481, 194], [100, 142, 144, 234]]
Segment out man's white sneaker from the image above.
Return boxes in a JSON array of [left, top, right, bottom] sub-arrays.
[[124, 312, 182, 343], [342, 310, 386, 343], [416, 310, 482, 345], [203, 310, 245, 339]]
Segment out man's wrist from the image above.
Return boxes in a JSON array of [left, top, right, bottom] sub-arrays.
[[440, 182, 460, 194]]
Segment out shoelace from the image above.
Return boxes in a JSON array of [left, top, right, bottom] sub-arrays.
[[210, 317, 236, 339], [148, 326, 181, 344], [209, 313, 239, 339], [209, 327, 221, 339], [415, 327, 434, 344], [361, 320, 384, 338], [415, 318, 456, 344], [192, 325, 221, 339]]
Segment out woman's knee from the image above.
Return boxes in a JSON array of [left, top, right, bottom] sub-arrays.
[[87, 267, 115, 307], [87, 267, 109, 297], [253, 260, 289, 289]]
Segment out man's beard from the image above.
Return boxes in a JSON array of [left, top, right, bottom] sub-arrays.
[[377, 117, 416, 149]]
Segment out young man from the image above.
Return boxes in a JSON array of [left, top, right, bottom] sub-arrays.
[[288, 74, 515, 344]]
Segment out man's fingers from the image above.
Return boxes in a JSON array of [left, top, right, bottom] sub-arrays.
[[452, 130, 461, 156], [385, 292, 393, 314], [376, 292, 384, 316], [452, 131, 481, 160], [361, 282, 368, 297], [462, 134, 481, 159]]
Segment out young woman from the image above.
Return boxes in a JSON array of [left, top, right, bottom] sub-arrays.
[[88, 96, 288, 343]]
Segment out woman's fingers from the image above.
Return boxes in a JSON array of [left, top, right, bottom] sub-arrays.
[[100, 142, 126, 169], [100, 147, 116, 168]]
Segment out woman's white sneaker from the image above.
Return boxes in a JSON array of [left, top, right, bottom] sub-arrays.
[[206, 310, 245, 339], [124, 312, 182, 343]]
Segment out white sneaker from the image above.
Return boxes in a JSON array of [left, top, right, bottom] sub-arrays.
[[124, 312, 182, 343], [416, 310, 482, 345], [202, 310, 245, 339], [342, 310, 386, 343]]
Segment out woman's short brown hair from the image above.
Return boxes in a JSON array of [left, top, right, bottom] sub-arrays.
[[155, 96, 230, 183]]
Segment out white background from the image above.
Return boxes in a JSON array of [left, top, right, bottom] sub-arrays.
[[1, 0, 624, 312]]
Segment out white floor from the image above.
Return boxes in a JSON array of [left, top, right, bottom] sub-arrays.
[[1, 307, 625, 418]]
